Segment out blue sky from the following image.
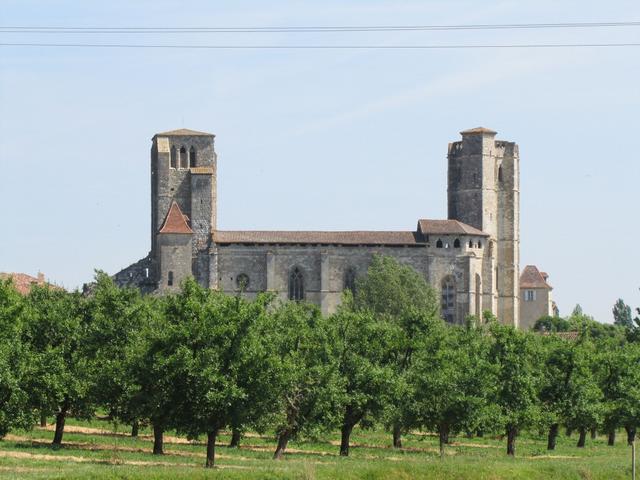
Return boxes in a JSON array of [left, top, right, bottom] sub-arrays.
[[1, 0, 639, 323]]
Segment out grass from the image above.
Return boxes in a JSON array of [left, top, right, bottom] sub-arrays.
[[0, 417, 633, 479]]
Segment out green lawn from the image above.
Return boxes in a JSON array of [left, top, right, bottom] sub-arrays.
[[0, 418, 632, 479]]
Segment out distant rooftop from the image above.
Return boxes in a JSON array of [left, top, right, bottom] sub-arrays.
[[0, 271, 49, 295], [154, 128, 214, 137], [460, 127, 497, 135], [520, 265, 552, 290], [417, 219, 488, 237]]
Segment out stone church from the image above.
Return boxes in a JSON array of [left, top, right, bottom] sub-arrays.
[[114, 127, 520, 327]]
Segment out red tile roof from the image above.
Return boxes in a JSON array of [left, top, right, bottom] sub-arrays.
[[159, 201, 193, 234], [213, 230, 420, 245], [520, 265, 552, 289], [541, 331, 579, 341], [0, 272, 47, 295], [460, 127, 497, 135], [417, 219, 488, 236]]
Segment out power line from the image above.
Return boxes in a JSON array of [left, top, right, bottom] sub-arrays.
[[1, 21, 639, 33], [2, 42, 640, 49]]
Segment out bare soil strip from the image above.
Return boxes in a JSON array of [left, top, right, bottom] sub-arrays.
[[0, 450, 251, 469]]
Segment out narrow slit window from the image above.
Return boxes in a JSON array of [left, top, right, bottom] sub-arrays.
[[168, 271, 174, 286], [190, 146, 197, 167]]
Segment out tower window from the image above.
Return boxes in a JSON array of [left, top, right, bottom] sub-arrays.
[[170, 146, 177, 169], [168, 271, 174, 286], [453, 239, 461, 248], [477, 241, 482, 248], [190, 146, 197, 167], [441, 276, 456, 323], [288, 267, 304, 301], [469, 240, 473, 248], [498, 165, 504, 183], [344, 267, 357, 293], [436, 239, 443, 248], [179, 146, 188, 169], [525, 290, 536, 302]]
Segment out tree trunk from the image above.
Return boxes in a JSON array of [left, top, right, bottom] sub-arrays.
[[590, 427, 597, 439], [273, 429, 291, 459], [439, 425, 449, 459], [566, 427, 573, 437], [477, 430, 484, 438], [608, 429, 616, 446], [229, 428, 241, 448], [152, 423, 164, 455], [577, 428, 587, 448], [131, 420, 139, 438], [506, 426, 517, 456], [340, 422, 354, 457], [547, 423, 559, 451], [392, 423, 402, 448], [52, 401, 69, 446], [205, 429, 218, 468], [39, 411, 47, 427], [626, 426, 637, 446]]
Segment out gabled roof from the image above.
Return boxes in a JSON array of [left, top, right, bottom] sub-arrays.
[[460, 127, 497, 135], [154, 128, 214, 137], [213, 230, 420, 245], [417, 219, 488, 236], [159, 201, 193, 234], [520, 265, 552, 290]]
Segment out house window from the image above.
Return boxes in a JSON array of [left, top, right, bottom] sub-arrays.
[[344, 267, 357, 293], [441, 276, 456, 323], [168, 271, 174, 286], [453, 239, 461, 248], [525, 290, 536, 302], [179, 146, 189, 169], [436, 239, 443, 248], [190, 146, 197, 167], [288, 267, 304, 301]]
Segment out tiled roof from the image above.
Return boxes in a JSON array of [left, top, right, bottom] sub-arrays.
[[541, 331, 579, 341], [520, 265, 552, 289], [190, 166, 215, 175], [159, 201, 193, 234], [154, 128, 214, 137], [0, 272, 47, 295], [213, 230, 421, 245], [460, 127, 497, 135], [417, 219, 488, 236]]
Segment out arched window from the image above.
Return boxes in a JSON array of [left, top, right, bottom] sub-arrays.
[[236, 273, 249, 291], [170, 146, 177, 169], [436, 239, 443, 248], [477, 241, 482, 248], [441, 276, 456, 323], [453, 238, 461, 248], [344, 267, 357, 293], [288, 267, 304, 301], [179, 146, 188, 169], [498, 165, 504, 183], [168, 271, 174, 286], [190, 146, 197, 167], [475, 273, 482, 317], [468, 240, 473, 248]]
